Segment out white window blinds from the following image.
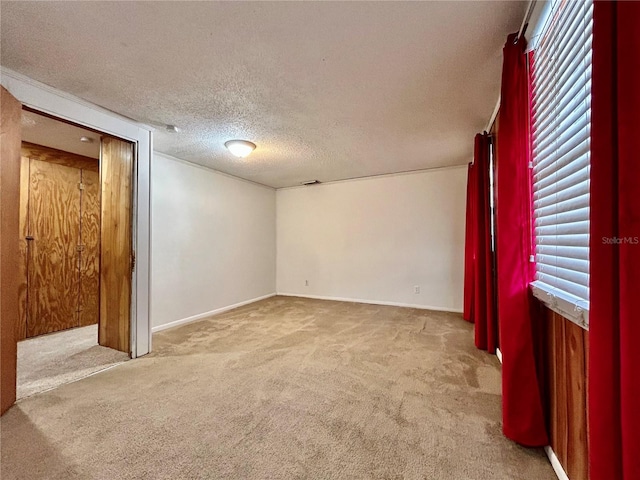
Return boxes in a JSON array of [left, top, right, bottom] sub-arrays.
[[530, 0, 592, 314]]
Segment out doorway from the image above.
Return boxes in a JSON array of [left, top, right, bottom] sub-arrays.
[[19, 139, 101, 338], [1, 79, 151, 416], [16, 109, 132, 399]]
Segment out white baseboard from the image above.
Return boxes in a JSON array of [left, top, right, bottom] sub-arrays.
[[544, 446, 570, 480], [496, 347, 503, 364], [151, 293, 276, 333], [276, 292, 463, 314]]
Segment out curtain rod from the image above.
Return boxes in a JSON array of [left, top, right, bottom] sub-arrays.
[[517, 0, 537, 40], [485, 95, 500, 133], [485, 0, 537, 133]]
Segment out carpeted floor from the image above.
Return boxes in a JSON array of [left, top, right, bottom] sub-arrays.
[[17, 324, 129, 400], [1, 296, 555, 479]]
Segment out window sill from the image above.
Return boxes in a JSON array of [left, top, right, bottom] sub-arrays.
[[530, 281, 589, 330]]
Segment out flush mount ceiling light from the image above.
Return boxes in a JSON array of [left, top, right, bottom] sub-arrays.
[[224, 140, 256, 158]]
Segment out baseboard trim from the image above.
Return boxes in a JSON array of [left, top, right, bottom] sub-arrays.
[[544, 446, 570, 480], [496, 348, 503, 364], [151, 293, 276, 333], [276, 292, 463, 313]]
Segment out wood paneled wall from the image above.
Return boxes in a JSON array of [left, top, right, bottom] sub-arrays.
[[543, 306, 589, 480]]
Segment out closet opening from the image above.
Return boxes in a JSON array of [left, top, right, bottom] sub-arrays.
[[17, 108, 133, 399]]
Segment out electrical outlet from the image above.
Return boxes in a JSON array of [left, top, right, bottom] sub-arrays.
[[414, 285, 420, 294], [305, 280, 309, 286]]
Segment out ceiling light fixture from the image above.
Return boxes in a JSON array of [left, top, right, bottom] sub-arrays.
[[166, 124, 180, 133], [224, 140, 256, 158], [80, 136, 94, 143]]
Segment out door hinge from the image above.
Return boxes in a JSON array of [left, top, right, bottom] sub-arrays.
[[78, 182, 85, 190], [131, 251, 136, 272]]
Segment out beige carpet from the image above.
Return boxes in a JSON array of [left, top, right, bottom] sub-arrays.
[[1, 296, 554, 479], [17, 324, 129, 399]]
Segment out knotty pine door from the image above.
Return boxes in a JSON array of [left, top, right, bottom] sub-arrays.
[[20, 147, 100, 339]]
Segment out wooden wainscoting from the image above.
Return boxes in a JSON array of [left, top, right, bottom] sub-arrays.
[[543, 306, 589, 480]]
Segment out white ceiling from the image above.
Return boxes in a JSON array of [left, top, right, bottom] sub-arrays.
[[22, 110, 100, 159], [1, 1, 526, 188]]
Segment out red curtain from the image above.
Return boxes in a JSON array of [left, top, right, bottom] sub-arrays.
[[473, 134, 497, 353], [589, 2, 640, 479], [463, 162, 476, 322], [463, 135, 498, 353], [495, 33, 548, 447]]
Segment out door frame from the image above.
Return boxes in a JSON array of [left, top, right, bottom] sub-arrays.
[[2, 67, 152, 358]]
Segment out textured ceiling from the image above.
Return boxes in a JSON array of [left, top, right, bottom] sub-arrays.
[[1, 1, 526, 188], [22, 110, 100, 159]]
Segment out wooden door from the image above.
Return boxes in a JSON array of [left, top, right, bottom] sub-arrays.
[[79, 168, 100, 326], [26, 159, 81, 337], [99, 137, 133, 354], [18, 143, 100, 338], [1, 86, 22, 415]]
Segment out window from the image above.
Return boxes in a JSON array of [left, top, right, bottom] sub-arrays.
[[529, 0, 593, 327]]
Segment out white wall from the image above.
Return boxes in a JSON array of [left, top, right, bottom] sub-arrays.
[[276, 167, 467, 312], [151, 153, 276, 330]]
